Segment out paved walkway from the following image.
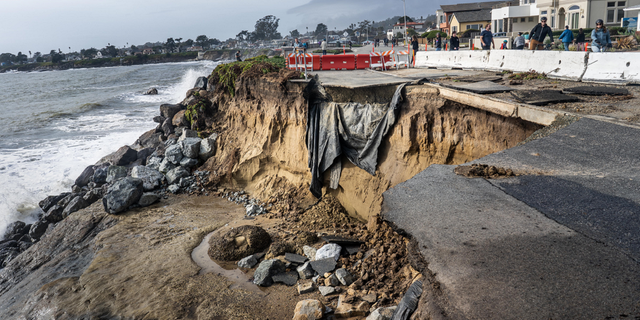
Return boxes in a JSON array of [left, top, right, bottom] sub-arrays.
[[382, 118, 640, 319]]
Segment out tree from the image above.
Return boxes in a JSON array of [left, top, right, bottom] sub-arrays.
[[208, 38, 220, 46], [104, 45, 118, 57], [196, 35, 209, 47], [81, 48, 98, 59], [290, 29, 300, 38], [357, 20, 372, 33], [49, 50, 63, 63], [0, 53, 15, 63], [236, 30, 250, 41], [16, 52, 27, 63], [184, 39, 194, 47], [398, 16, 414, 24], [315, 23, 328, 37], [165, 38, 176, 53], [407, 28, 417, 37], [253, 15, 281, 40]]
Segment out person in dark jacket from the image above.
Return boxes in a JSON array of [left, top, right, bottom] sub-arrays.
[[411, 35, 419, 64], [529, 17, 553, 50], [450, 31, 460, 50], [480, 24, 494, 50], [575, 28, 586, 51], [435, 33, 442, 51]]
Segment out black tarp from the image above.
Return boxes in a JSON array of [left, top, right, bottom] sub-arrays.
[[306, 82, 407, 198]]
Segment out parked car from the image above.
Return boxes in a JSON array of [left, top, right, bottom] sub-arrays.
[[362, 40, 373, 45]]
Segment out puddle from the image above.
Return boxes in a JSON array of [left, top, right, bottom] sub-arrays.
[[191, 230, 265, 294]]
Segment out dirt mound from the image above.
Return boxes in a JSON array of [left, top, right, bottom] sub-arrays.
[[454, 164, 516, 179], [208, 225, 271, 261]]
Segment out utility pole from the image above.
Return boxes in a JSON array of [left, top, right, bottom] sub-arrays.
[[402, 0, 407, 46]]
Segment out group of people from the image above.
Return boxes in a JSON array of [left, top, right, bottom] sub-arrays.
[[480, 17, 612, 52], [433, 32, 461, 51]]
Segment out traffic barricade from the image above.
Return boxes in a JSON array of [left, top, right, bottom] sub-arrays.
[[370, 51, 390, 70], [396, 50, 410, 69], [356, 54, 371, 69], [321, 54, 356, 70]]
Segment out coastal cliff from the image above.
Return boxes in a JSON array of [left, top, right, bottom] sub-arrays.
[[0, 63, 541, 319]]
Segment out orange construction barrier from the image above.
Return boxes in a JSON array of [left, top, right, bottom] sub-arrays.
[[355, 54, 371, 69], [321, 54, 356, 70]]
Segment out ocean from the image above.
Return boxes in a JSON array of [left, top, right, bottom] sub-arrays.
[[0, 60, 219, 238]]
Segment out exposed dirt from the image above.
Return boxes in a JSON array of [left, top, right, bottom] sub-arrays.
[[454, 164, 516, 179]]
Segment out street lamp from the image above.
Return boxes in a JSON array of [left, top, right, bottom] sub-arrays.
[[402, 0, 407, 46]]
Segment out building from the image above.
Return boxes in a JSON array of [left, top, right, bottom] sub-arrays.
[[437, 1, 510, 35], [142, 48, 155, 55], [450, 9, 493, 33], [491, 0, 540, 34], [387, 21, 425, 39]]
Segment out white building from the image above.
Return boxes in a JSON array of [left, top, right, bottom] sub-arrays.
[[491, 0, 540, 34]]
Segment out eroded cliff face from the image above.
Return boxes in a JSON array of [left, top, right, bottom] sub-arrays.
[[203, 75, 542, 220]]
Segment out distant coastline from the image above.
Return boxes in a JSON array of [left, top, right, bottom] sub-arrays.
[[0, 48, 280, 73]]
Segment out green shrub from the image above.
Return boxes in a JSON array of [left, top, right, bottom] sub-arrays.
[[461, 29, 480, 37], [424, 30, 448, 39], [209, 55, 287, 96]]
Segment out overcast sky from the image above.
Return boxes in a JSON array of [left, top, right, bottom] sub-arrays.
[[1, 0, 448, 54]]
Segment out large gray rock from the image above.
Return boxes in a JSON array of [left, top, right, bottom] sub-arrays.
[[62, 196, 88, 218], [167, 184, 180, 194], [158, 158, 176, 174], [106, 166, 127, 184], [297, 261, 316, 279], [272, 271, 299, 286], [194, 76, 208, 90], [38, 193, 70, 213], [164, 144, 183, 164], [83, 188, 104, 204], [131, 166, 165, 191], [93, 166, 108, 184], [29, 219, 49, 241], [43, 205, 64, 223], [318, 286, 339, 296], [111, 146, 138, 166], [160, 104, 182, 120], [102, 177, 143, 214], [180, 137, 202, 159], [74, 165, 95, 188], [179, 157, 198, 168], [367, 307, 397, 320], [238, 255, 259, 269], [166, 167, 190, 185], [253, 259, 286, 287], [199, 133, 218, 160], [178, 129, 199, 141], [146, 156, 163, 171], [315, 243, 342, 261], [161, 118, 174, 136], [172, 110, 189, 127], [138, 192, 160, 207], [303, 245, 317, 261], [335, 268, 353, 286], [309, 258, 337, 275]]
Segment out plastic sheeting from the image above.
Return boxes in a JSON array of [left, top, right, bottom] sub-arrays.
[[391, 279, 423, 320], [306, 82, 407, 198]]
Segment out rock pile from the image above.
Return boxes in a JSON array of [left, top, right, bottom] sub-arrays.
[[221, 190, 269, 217], [1, 78, 219, 269]]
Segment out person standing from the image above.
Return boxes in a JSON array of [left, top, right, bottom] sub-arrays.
[[321, 39, 327, 55], [411, 35, 419, 64], [450, 31, 460, 50], [559, 26, 574, 51], [591, 19, 611, 52], [514, 32, 525, 49], [480, 24, 495, 50], [529, 17, 553, 50], [576, 28, 586, 51], [235, 51, 242, 61], [435, 33, 442, 51]]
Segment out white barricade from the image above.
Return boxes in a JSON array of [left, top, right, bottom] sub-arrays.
[[455, 51, 490, 70], [582, 52, 640, 84], [486, 51, 587, 80], [415, 51, 489, 70]]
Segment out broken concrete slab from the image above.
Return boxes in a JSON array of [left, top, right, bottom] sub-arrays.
[[320, 235, 364, 247], [452, 75, 503, 82], [285, 252, 307, 265], [443, 80, 513, 94], [309, 258, 337, 275], [272, 271, 299, 286], [562, 85, 630, 96], [511, 89, 580, 105]]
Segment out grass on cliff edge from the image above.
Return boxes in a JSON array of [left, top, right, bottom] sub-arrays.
[[210, 55, 287, 97]]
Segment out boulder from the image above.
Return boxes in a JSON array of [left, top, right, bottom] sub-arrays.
[[335, 268, 354, 286], [138, 192, 160, 207], [272, 271, 299, 286], [56, 193, 75, 208], [93, 166, 108, 184], [292, 299, 325, 320], [309, 258, 337, 275], [166, 166, 190, 185], [74, 165, 95, 188], [237, 255, 258, 269], [158, 158, 176, 174], [161, 118, 174, 136], [102, 177, 144, 214], [179, 157, 198, 168], [146, 156, 163, 171], [136, 147, 155, 165], [29, 219, 49, 241], [366, 307, 397, 320], [208, 225, 271, 261], [131, 166, 165, 191], [62, 196, 89, 218], [253, 259, 286, 287], [133, 129, 163, 150], [318, 286, 339, 296], [194, 76, 208, 90], [178, 129, 199, 141], [297, 261, 316, 279], [39, 193, 70, 213], [3, 221, 27, 240], [106, 165, 128, 184], [316, 243, 342, 261], [172, 110, 189, 127], [111, 146, 138, 166], [153, 115, 166, 124], [159, 104, 182, 120], [164, 144, 183, 165], [83, 188, 104, 204], [43, 205, 64, 223], [199, 133, 218, 160], [145, 88, 158, 95], [303, 245, 317, 261], [167, 184, 180, 194], [179, 137, 201, 159], [0, 247, 20, 268], [298, 280, 316, 294]]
